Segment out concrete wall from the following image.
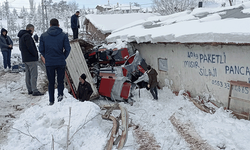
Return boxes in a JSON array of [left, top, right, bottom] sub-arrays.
[[134, 43, 250, 112]]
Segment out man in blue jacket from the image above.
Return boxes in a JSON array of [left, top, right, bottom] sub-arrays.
[[39, 18, 71, 105], [71, 11, 80, 39], [18, 24, 43, 96], [0, 28, 13, 72]]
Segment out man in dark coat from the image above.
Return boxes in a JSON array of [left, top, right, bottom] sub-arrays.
[[147, 65, 158, 100], [0, 28, 13, 72], [39, 18, 71, 105], [18, 24, 43, 96], [77, 73, 93, 101], [71, 11, 80, 39]]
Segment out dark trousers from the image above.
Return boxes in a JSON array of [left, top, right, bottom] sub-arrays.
[[24, 61, 38, 93], [150, 86, 158, 100], [72, 28, 78, 39], [46, 65, 65, 103], [2, 50, 11, 69]]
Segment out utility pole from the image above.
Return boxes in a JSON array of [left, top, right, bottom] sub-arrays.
[[41, 0, 45, 32], [130, 2, 132, 13], [45, 0, 48, 29]]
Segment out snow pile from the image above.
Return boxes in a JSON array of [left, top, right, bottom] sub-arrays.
[[174, 107, 250, 149], [107, 2, 250, 44], [0, 90, 107, 150], [85, 13, 157, 34], [123, 87, 250, 150], [1, 85, 250, 149]]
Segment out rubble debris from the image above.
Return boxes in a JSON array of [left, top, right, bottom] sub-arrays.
[[66, 40, 149, 104], [189, 98, 216, 114], [101, 104, 129, 150]]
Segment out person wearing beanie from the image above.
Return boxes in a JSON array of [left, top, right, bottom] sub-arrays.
[[76, 73, 93, 101], [0, 28, 13, 72], [146, 65, 158, 100]]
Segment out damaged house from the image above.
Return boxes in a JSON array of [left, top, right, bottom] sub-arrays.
[[106, 2, 250, 118], [83, 13, 157, 42]]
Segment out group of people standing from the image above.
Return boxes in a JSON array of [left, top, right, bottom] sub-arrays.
[[17, 18, 72, 103], [0, 10, 92, 105], [0, 10, 158, 104]]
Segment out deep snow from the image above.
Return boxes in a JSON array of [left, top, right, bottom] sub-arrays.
[[106, 2, 250, 44]]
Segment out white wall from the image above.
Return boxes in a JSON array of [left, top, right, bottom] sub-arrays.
[[135, 43, 250, 112]]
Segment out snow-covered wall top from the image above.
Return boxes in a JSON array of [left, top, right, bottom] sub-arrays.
[[107, 2, 250, 44], [85, 13, 157, 34]]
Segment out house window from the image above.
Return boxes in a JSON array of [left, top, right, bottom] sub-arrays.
[[158, 58, 168, 72]]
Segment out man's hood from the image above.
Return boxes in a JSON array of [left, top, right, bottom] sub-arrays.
[[17, 30, 31, 38], [47, 26, 62, 36], [1, 28, 7, 36]]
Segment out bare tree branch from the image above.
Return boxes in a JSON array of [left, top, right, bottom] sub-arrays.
[[152, 0, 200, 15], [12, 127, 42, 144]]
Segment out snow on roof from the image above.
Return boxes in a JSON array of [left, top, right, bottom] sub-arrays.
[[96, 4, 112, 9], [85, 13, 157, 34], [107, 2, 250, 44]]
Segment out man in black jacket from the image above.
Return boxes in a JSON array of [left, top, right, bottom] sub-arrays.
[[71, 11, 80, 39], [77, 73, 93, 101], [18, 24, 43, 96]]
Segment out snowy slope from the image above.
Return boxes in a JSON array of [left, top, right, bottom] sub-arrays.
[[1, 85, 250, 149], [107, 2, 250, 44]]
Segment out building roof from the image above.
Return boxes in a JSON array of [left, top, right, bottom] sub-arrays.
[[107, 2, 250, 44], [113, 4, 140, 11], [96, 5, 112, 9], [84, 13, 157, 34]]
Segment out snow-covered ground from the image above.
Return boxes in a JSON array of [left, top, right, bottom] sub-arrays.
[[0, 46, 250, 150]]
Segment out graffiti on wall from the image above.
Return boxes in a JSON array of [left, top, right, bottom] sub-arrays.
[[187, 52, 226, 64], [225, 65, 250, 76], [184, 51, 250, 95], [184, 52, 227, 77], [211, 79, 249, 94]]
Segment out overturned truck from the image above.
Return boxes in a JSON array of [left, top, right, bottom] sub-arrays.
[[65, 39, 150, 104]]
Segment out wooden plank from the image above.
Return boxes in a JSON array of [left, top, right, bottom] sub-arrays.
[[190, 98, 213, 114], [228, 80, 250, 88], [66, 41, 99, 99], [73, 42, 99, 99], [234, 112, 248, 118], [66, 44, 79, 88], [69, 42, 82, 86], [229, 96, 250, 104]]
